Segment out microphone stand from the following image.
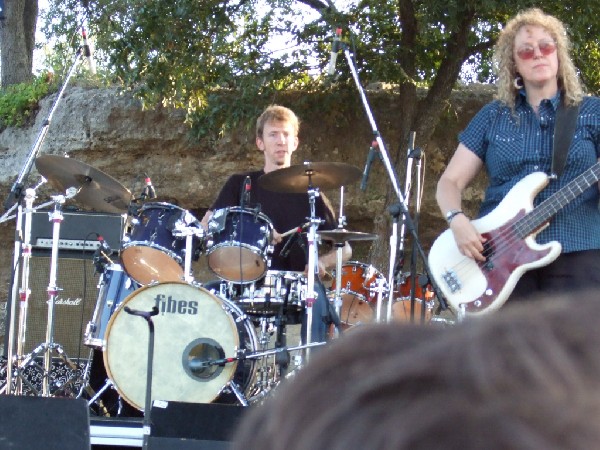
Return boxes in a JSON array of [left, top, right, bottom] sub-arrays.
[[1, 42, 90, 392], [340, 42, 447, 311], [3, 42, 87, 211], [123, 305, 159, 450]]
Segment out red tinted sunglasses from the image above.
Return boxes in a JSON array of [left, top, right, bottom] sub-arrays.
[[516, 40, 557, 60]]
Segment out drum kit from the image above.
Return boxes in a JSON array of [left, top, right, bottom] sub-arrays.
[[1, 153, 437, 412]]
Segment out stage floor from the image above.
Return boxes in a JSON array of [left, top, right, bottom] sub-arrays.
[[90, 417, 143, 448]]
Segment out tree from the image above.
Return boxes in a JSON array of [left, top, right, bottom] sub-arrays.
[[41, 0, 600, 267], [0, 0, 38, 87]]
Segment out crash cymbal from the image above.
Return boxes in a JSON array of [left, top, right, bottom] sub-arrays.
[[258, 161, 361, 193], [36, 155, 133, 213], [318, 229, 378, 243]]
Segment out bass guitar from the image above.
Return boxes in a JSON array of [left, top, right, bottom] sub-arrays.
[[428, 162, 600, 315]]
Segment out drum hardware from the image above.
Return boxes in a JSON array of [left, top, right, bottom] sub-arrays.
[[206, 206, 274, 284], [103, 282, 260, 410], [318, 188, 380, 334], [259, 162, 361, 357], [1, 179, 71, 395], [329, 262, 386, 329], [171, 214, 205, 283], [232, 271, 306, 316], [257, 161, 362, 194], [2, 42, 130, 393], [84, 264, 139, 349], [121, 202, 201, 286], [13, 188, 84, 396], [35, 155, 133, 214]]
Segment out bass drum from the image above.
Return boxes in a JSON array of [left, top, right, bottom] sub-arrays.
[[103, 282, 258, 410]]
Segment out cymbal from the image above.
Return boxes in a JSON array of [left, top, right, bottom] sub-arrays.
[[258, 162, 361, 193], [36, 155, 133, 213], [318, 229, 378, 243]]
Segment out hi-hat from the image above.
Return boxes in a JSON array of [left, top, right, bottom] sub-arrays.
[[318, 229, 378, 243], [258, 161, 361, 193], [36, 155, 133, 213]]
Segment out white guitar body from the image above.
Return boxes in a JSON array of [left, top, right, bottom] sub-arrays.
[[428, 172, 562, 316]]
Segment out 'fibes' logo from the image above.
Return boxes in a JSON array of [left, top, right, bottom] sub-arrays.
[[155, 294, 199, 315]]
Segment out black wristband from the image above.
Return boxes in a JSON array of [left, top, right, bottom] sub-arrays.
[[445, 210, 464, 224]]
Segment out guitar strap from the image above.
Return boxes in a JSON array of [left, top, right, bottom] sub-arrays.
[[550, 100, 580, 178]]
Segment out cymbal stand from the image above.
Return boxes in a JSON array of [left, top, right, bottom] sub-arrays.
[[374, 276, 388, 322], [11, 188, 36, 395], [330, 187, 347, 337], [305, 175, 324, 360], [19, 188, 80, 396], [2, 179, 60, 395]]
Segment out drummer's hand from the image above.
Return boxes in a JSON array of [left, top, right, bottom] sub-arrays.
[[272, 230, 283, 245]]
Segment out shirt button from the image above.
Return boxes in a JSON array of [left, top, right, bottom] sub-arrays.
[[534, 165, 539, 170]]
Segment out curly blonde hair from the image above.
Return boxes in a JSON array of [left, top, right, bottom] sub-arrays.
[[494, 8, 584, 109]]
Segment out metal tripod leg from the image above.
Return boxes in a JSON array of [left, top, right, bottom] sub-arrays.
[[17, 342, 80, 396]]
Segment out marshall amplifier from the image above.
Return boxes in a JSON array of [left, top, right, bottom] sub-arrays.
[[29, 209, 125, 253], [10, 211, 125, 359]]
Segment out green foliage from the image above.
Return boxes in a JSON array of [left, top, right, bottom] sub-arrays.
[[40, 0, 600, 139], [0, 73, 57, 128]]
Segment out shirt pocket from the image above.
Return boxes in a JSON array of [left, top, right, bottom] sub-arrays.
[[486, 128, 526, 182]]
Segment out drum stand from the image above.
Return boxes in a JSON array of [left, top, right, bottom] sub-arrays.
[[304, 182, 324, 360], [18, 191, 82, 396], [330, 187, 348, 337], [172, 212, 204, 283]]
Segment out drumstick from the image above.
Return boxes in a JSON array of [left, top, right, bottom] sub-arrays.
[[280, 222, 310, 238]]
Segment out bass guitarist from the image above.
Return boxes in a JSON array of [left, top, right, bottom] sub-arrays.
[[434, 8, 600, 312]]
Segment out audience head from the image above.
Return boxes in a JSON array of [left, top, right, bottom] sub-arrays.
[[233, 293, 600, 449]]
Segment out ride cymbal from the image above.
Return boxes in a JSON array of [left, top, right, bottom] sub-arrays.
[[36, 155, 133, 213], [258, 161, 361, 193], [318, 229, 378, 243]]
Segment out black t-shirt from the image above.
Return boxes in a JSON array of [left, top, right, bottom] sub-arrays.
[[210, 170, 337, 271]]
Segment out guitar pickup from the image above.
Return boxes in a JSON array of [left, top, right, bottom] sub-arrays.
[[442, 270, 461, 293]]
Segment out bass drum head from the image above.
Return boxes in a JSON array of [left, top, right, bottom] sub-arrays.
[[103, 282, 255, 410]]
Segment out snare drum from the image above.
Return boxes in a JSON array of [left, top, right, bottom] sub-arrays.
[[121, 202, 199, 285], [84, 264, 139, 349], [206, 207, 273, 283], [232, 271, 306, 316], [103, 282, 258, 410]]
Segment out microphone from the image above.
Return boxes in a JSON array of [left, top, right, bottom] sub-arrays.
[[360, 140, 379, 191], [81, 27, 97, 75], [280, 227, 302, 258], [327, 28, 342, 76], [143, 175, 156, 199]]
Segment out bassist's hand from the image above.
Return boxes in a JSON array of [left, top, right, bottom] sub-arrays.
[[450, 214, 487, 262]]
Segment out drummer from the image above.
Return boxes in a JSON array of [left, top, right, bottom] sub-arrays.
[[200, 105, 351, 339]]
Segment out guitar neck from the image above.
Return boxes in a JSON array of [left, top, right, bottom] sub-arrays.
[[517, 162, 600, 237]]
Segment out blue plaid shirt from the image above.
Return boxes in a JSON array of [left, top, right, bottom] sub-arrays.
[[459, 93, 600, 253]]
